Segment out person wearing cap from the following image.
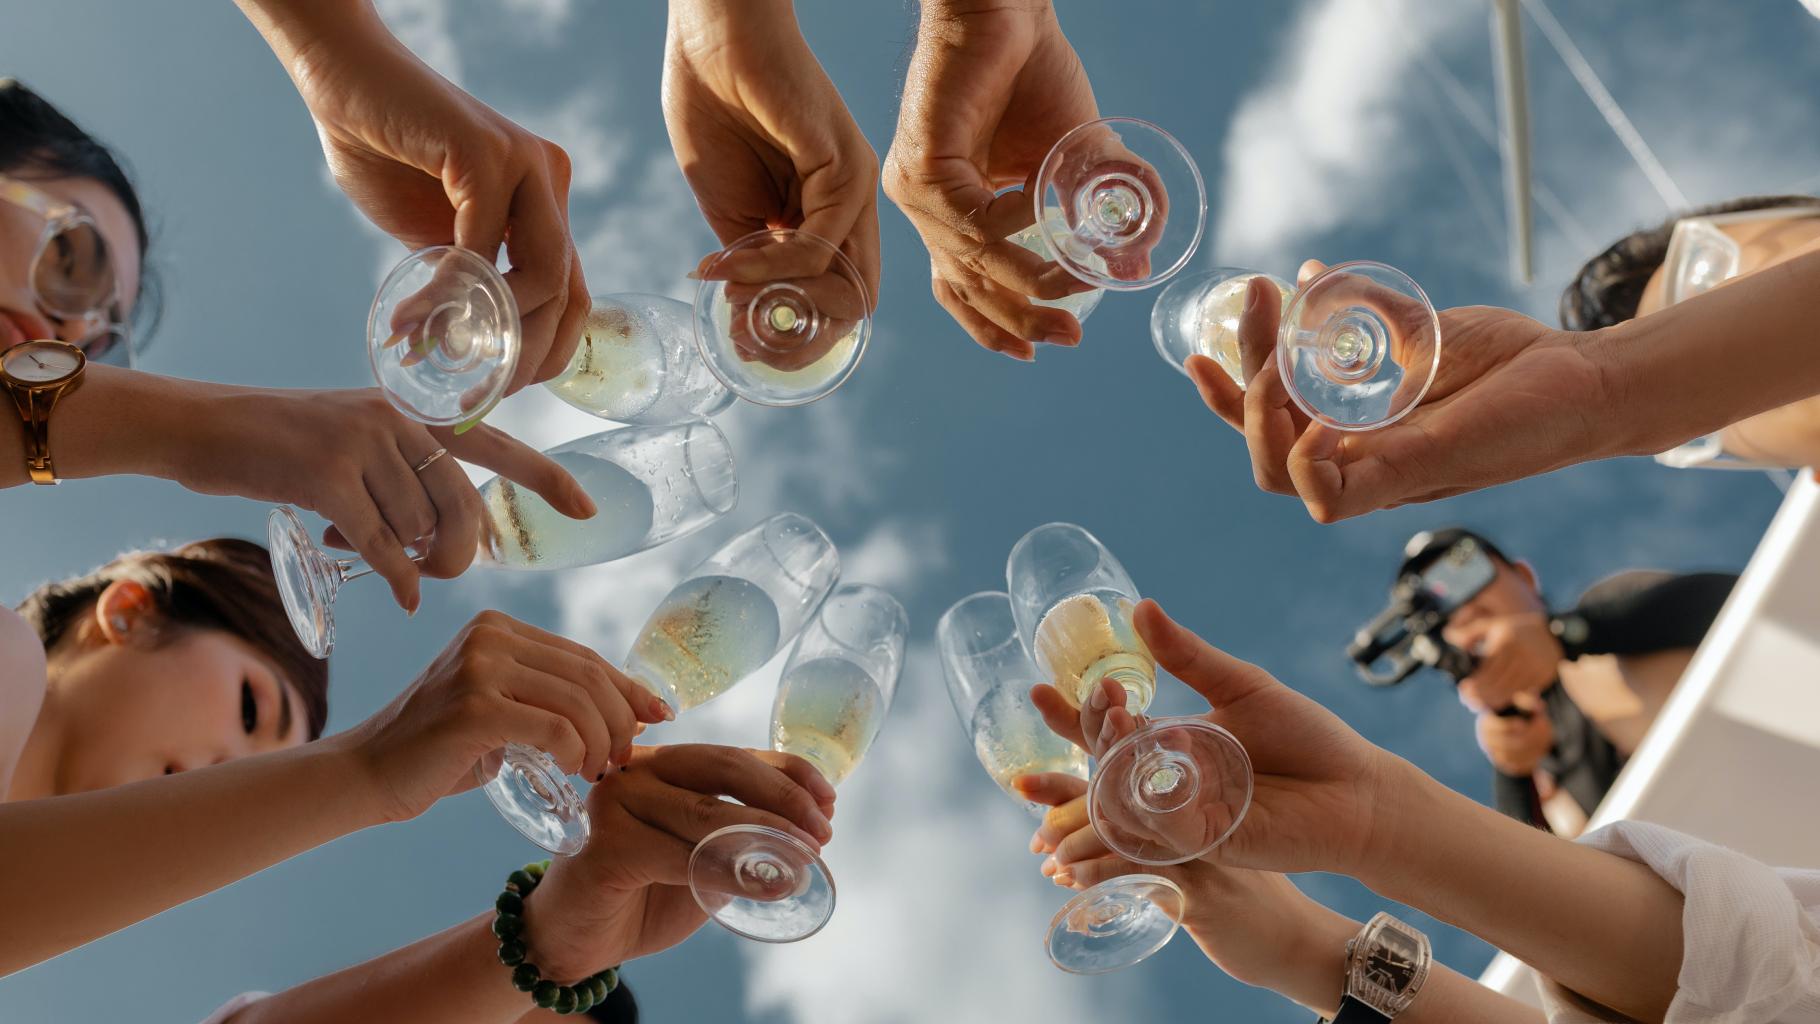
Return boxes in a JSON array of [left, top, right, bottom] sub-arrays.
[[1399, 528, 1737, 835]]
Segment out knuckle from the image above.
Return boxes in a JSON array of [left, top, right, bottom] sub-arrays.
[[685, 793, 723, 830]]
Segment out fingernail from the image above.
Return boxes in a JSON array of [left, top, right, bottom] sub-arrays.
[[656, 700, 676, 722], [1041, 855, 1058, 876], [573, 491, 598, 519], [595, 771, 606, 782], [684, 270, 703, 281], [1089, 686, 1111, 711], [1044, 334, 1077, 347], [1244, 281, 1260, 312], [1029, 832, 1044, 854], [1055, 872, 1074, 887]]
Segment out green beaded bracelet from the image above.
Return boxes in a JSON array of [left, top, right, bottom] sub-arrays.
[[493, 860, 622, 1016]]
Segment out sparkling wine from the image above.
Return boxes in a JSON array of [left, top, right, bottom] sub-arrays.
[[1033, 590, 1155, 712], [970, 680, 1089, 805], [770, 656, 888, 785], [479, 452, 655, 570], [545, 301, 667, 421], [1195, 273, 1294, 383], [626, 574, 782, 712], [1009, 206, 1105, 321]]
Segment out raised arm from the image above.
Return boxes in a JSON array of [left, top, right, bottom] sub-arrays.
[[222, 745, 835, 1024], [233, 0, 585, 392], [1033, 600, 1688, 1021], [0, 611, 663, 976]]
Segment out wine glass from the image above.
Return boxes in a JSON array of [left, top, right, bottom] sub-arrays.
[[482, 511, 841, 855], [545, 293, 736, 426], [267, 420, 739, 660], [369, 246, 734, 428], [1006, 522, 1155, 714], [938, 592, 1088, 813], [1032, 117, 1207, 293], [691, 228, 872, 407], [690, 583, 907, 943], [935, 589, 1182, 975], [1005, 192, 1106, 325], [369, 246, 521, 427], [1150, 262, 1443, 431]]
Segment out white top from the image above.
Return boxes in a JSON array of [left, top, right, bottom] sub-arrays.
[[1540, 822, 1820, 1023], [199, 992, 267, 1024]]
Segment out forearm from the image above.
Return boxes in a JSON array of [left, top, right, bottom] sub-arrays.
[[0, 738, 385, 975], [1364, 763, 1683, 1021], [1203, 895, 1540, 1022], [1720, 397, 1820, 467], [229, 915, 530, 1024], [0, 366, 222, 490], [1594, 249, 1820, 458]]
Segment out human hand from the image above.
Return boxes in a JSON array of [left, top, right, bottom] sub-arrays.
[[1188, 264, 1606, 522], [1031, 599, 1405, 878], [522, 744, 837, 979], [663, 0, 879, 316], [1445, 612, 1561, 713], [335, 611, 673, 824], [882, 0, 1102, 359], [175, 385, 590, 611], [1476, 693, 1553, 776], [1017, 770, 1355, 1003], [252, 1, 586, 393]]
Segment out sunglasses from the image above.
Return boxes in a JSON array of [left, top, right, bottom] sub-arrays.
[[1662, 204, 1820, 307], [0, 174, 132, 366]]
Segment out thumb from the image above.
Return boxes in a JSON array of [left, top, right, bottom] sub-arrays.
[[1132, 600, 1276, 710]]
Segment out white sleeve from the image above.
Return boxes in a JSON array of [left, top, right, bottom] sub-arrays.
[[198, 992, 269, 1024], [1536, 821, 1820, 1023]]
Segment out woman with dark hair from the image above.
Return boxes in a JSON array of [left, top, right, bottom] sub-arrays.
[[1560, 195, 1820, 470], [1, 541, 669, 975], [0, 78, 593, 615]]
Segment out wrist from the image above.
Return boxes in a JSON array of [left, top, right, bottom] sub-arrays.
[[517, 861, 620, 984], [1281, 906, 1359, 1019], [923, 0, 1052, 18], [236, 0, 379, 65], [1347, 754, 1449, 888], [309, 731, 397, 831]]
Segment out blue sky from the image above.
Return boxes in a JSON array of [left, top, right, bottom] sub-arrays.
[[3, 1, 1818, 1021]]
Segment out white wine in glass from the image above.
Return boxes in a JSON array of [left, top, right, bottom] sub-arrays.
[[1007, 204, 1105, 324], [693, 583, 907, 944], [545, 294, 735, 425], [939, 591, 1087, 812], [1008, 523, 1155, 714]]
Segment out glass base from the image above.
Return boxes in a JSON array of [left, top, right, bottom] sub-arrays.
[[1046, 874, 1184, 974], [369, 245, 520, 427], [689, 824, 834, 943], [1033, 117, 1207, 292], [479, 743, 590, 856], [1089, 717, 1254, 865], [267, 505, 337, 660], [1277, 261, 1439, 431]]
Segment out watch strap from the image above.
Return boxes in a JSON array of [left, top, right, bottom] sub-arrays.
[[1329, 997, 1392, 1024]]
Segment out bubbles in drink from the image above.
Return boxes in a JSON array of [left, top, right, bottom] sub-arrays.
[[626, 574, 782, 712], [1195, 273, 1294, 384], [480, 453, 656, 570], [1033, 591, 1155, 712], [970, 680, 1089, 806], [1008, 206, 1106, 322], [771, 656, 888, 785], [546, 301, 666, 422]]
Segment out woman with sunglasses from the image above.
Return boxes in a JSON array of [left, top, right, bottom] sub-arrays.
[[0, 79, 594, 616]]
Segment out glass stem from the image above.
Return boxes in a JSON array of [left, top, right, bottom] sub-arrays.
[[336, 553, 427, 584]]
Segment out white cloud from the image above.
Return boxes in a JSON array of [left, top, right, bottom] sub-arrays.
[[374, 0, 464, 84], [515, 89, 632, 197], [500, 0, 574, 39], [1211, 0, 1477, 268]]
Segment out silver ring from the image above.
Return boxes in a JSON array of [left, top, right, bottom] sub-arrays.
[[413, 447, 449, 473]]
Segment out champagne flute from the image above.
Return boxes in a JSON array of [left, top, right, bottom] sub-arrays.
[[1030, 117, 1207, 293], [937, 591, 1087, 813], [690, 583, 907, 943], [368, 247, 734, 427], [936, 590, 1181, 975], [544, 293, 735, 425], [1150, 262, 1443, 430], [267, 420, 738, 659], [691, 228, 872, 407], [481, 511, 841, 855], [1006, 522, 1155, 714]]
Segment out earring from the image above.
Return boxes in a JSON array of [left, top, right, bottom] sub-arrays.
[[111, 615, 130, 634]]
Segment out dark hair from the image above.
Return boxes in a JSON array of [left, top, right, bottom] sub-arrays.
[[582, 980, 637, 1023], [15, 539, 329, 740], [1559, 194, 1820, 332], [0, 78, 161, 343]]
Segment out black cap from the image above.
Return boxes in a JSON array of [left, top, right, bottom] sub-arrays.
[[1396, 527, 1510, 581]]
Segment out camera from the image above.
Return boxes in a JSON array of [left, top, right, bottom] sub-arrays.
[[1348, 533, 1534, 719]]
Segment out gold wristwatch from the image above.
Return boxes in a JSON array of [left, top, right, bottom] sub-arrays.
[[2, 340, 87, 485]]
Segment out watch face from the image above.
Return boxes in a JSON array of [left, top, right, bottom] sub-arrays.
[[3, 340, 82, 384], [1349, 915, 1430, 1013], [1363, 930, 1421, 989]]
